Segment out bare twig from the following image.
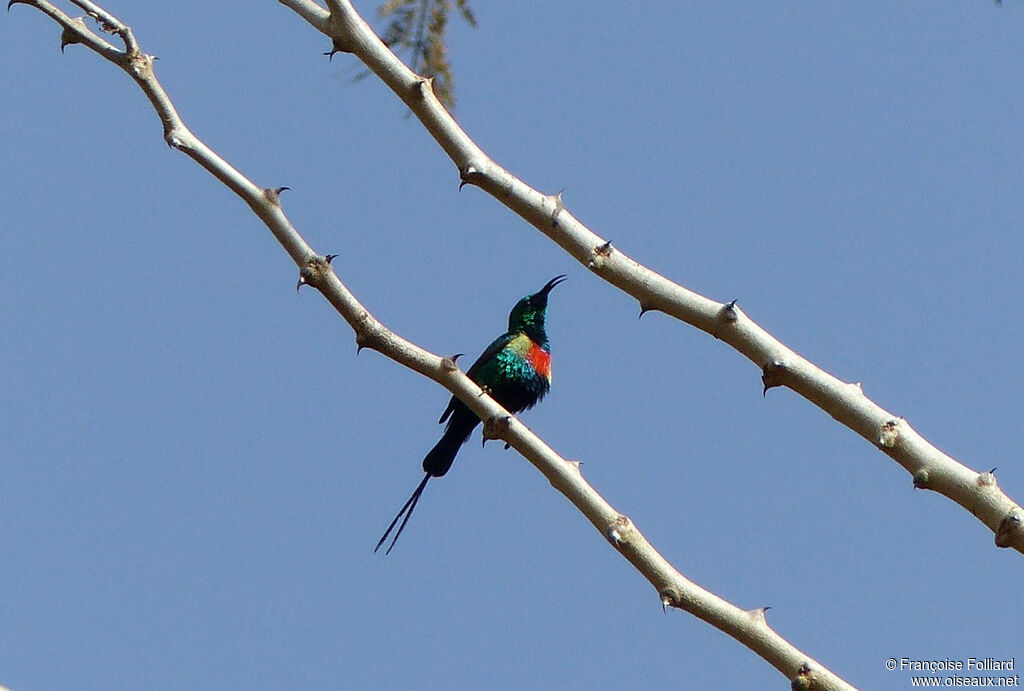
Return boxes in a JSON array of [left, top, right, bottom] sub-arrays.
[[10, 2, 861, 688], [277, 0, 1024, 554]]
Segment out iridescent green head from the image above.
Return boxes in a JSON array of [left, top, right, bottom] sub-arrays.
[[507, 275, 566, 344]]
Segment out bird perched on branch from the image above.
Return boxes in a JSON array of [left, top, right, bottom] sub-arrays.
[[376, 275, 567, 554]]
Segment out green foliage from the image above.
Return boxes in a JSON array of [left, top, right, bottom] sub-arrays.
[[377, 0, 476, 108]]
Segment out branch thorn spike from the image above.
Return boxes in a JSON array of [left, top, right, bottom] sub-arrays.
[[60, 20, 87, 53], [415, 76, 435, 100], [459, 163, 483, 191], [719, 300, 739, 323], [324, 38, 353, 60], [977, 470, 997, 488], [482, 414, 512, 445], [264, 186, 290, 204], [761, 361, 785, 396], [790, 663, 817, 691], [879, 419, 901, 449], [605, 515, 631, 547], [164, 130, 186, 150], [995, 510, 1022, 548], [588, 241, 613, 271]]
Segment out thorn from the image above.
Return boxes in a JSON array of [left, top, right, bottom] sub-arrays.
[[56, 15, 93, 52], [324, 38, 353, 59], [659, 591, 673, 613], [264, 186, 290, 204], [60, 28, 79, 53], [977, 469, 997, 488], [638, 302, 653, 319], [588, 241, 613, 270], [791, 663, 815, 691], [411, 76, 435, 102], [297, 253, 335, 293], [482, 414, 512, 445], [719, 300, 739, 323], [879, 419, 901, 449], [761, 361, 785, 396], [355, 333, 369, 354], [605, 515, 631, 547], [590, 241, 612, 268], [440, 353, 464, 372], [325, 254, 338, 264], [165, 130, 186, 150], [8, 0, 32, 10], [459, 164, 483, 191], [995, 510, 1022, 549]]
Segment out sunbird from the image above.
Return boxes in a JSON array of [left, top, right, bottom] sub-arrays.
[[376, 275, 567, 554]]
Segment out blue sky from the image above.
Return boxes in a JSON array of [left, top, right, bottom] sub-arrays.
[[2, 2, 1022, 689]]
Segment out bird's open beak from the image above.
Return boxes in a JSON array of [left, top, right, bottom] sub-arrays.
[[539, 275, 567, 295]]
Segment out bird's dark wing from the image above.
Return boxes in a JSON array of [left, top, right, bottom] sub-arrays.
[[438, 331, 515, 424]]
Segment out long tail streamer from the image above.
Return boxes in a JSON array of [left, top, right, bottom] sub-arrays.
[[375, 473, 431, 555]]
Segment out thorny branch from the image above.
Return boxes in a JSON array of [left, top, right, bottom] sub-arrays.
[[277, 0, 1024, 554], [10, 1, 861, 688]]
